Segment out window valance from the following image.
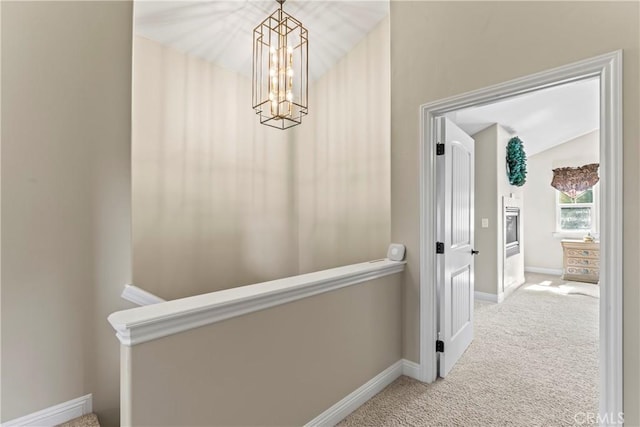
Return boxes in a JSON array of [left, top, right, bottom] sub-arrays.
[[551, 163, 599, 199]]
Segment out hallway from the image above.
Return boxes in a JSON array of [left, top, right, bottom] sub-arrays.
[[339, 273, 599, 426]]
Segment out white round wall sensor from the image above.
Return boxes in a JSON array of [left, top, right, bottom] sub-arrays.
[[387, 243, 406, 261]]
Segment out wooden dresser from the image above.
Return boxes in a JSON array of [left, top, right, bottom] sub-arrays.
[[561, 239, 600, 284]]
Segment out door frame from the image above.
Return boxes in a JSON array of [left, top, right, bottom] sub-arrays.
[[418, 51, 623, 420]]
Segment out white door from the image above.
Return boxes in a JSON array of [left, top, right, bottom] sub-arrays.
[[437, 117, 476, 378]]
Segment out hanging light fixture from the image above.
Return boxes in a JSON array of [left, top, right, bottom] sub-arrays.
[[252, 0, 308, 129]]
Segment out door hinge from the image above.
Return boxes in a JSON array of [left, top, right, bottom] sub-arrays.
[[436, 242, 444, 254], [436, 143, 445, 155], [436, 340, 444, 352]]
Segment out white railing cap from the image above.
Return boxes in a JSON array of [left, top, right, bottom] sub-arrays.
[[108, 258, 405, 346]]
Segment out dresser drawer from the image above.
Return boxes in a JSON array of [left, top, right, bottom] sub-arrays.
[[561, 240, 600, 283], [565, 248, 599, 259], [566, 266, 599, 277], [567, 257, 600, 267]]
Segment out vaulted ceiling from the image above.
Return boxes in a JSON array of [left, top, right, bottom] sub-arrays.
[[134, 0, 390, 81], [135, 1, 597, 156], [448, 78, 599, 156]]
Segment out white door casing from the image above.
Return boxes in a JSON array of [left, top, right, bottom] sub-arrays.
[[437, 117, 475, 377], [418, 51, 622, 424]]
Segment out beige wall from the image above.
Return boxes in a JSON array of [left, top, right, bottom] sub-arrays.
[[2, 8, 389, 425], [125, 274, 402, 426], [0, 0, 3, 414], [472, 123, 523, 296], [5, 1, 639, 425], [473, 125, 499, 294], [133, 37, 299, 300], [523, 131, 599, 271], [1, 2, 133, 426], [390, 2, 639, 423], [133, 18, 391, 295], [295, 17, 391, 273]]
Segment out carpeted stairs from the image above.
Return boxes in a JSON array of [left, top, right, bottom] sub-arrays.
[[57, 413, 100, 427]]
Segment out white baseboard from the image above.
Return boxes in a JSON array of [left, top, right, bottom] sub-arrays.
[[504, 278, 527, 300], [402, 359, 421, 380], [525, 266, 562, 276], [306, 360, 406, 426], [474, 291, 504, 303], [2, 394, 92, 427]]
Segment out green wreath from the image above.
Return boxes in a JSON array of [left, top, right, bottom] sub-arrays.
[[506, 137, 527, 187]]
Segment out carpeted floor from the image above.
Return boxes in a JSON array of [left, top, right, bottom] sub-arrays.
[[339, 273, 599, 427]]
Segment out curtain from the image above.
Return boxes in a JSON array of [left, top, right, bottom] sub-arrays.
[[551, 163, 599, 199]]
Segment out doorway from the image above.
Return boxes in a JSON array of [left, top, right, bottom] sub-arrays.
[[418, 51, 623, 420]]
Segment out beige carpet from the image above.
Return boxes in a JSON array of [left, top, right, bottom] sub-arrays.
[[56, 413, 100, 427], [339, 273, 599, 426]]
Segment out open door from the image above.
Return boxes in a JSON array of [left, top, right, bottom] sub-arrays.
[[437, 117, 476, 378]]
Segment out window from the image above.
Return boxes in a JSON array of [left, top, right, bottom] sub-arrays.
[[556, 188, 596, 232]]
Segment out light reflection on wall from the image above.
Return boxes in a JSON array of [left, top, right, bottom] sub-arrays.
[[295, 17, 390, 273], [132, 17, 390, 299]]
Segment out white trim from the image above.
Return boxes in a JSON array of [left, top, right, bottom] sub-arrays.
[[503, 278, 526, 300], [418, 51, 623, 423], [524, 266, 563, 276], [305, 360, 404, 427], [474, 291, 504, 303], [402, 359, 421, 379], [121, 284, 166, 306], [418, 78, 438, 383], [109, 259, 406, 346], [2, 394, 92, 427], [598, 50, 623, 424]]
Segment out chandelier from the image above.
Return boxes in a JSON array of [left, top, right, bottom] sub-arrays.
[[252, 0, 308, 129]]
